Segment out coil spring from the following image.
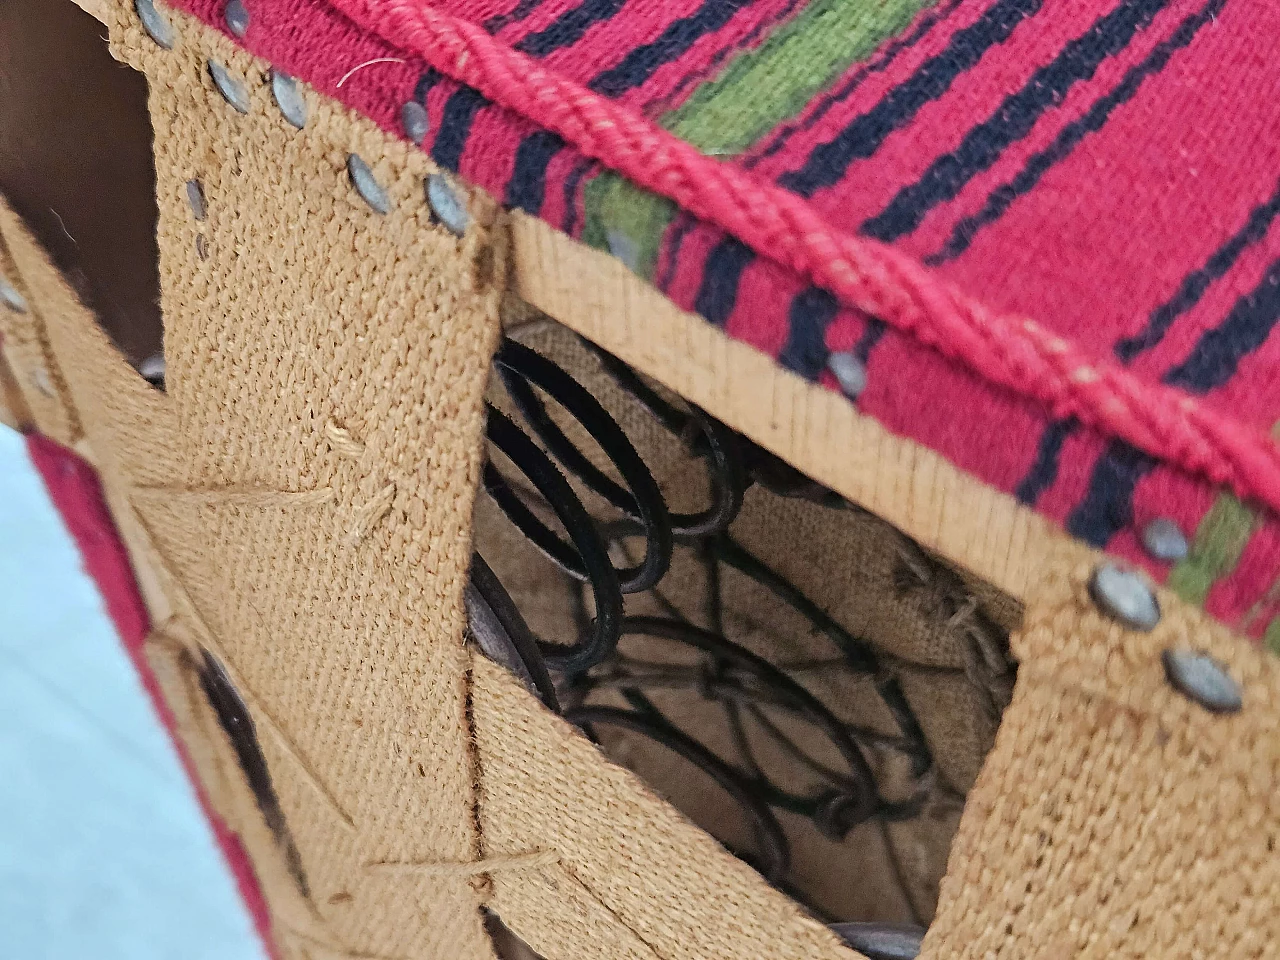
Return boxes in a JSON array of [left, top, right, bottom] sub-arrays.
[[469, 332, 992, 951]]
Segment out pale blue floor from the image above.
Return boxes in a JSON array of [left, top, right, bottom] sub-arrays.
[[0, 428, 266, 960]]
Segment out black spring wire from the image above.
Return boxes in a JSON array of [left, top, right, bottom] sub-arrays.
[[472, 334, 939, 956]]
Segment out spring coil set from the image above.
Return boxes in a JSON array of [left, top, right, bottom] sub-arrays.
[[469, 333, 1018, 960]]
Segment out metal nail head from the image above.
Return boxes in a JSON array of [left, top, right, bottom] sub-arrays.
[[1141, 516, 1188, 563], [0, 279, 28, 314], [1089, 562, 1160, 631], [271, 71, 308, 129], [209, 61, 251, 114], [135, 0, 177, 49], [827, 351, 867, 399], [605, 228, 639, 272], [829, 922, 924, 960], [427, 174, 469, 236], [31, 367, 55, 397], [185, 179, 206, 221], [224, 0, 249, 37], [138, 352, 166, 390], [1162, 650, 1242, 714], [348, 155, 391, 215], [401, 100, 429, 145]]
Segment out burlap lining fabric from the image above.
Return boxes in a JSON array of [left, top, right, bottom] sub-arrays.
[[0, 1, 1273, 957]]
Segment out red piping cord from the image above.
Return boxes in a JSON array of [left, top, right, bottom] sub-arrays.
[[330, 0, 1280, 517]]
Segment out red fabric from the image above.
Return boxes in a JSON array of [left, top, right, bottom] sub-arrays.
[[319, 0, 1280, 520], [24, 433, 277, 959], [157, 0, 1280, 633]]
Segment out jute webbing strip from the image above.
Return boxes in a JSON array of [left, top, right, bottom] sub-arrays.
[[922, 538, 1278, 958], [0, 344, 31, 432], [470, 650, 856, 960], [6, 2, 509, 956], [0, 225, 80, 445], [143, 629, 325, 943], [14, 4, 1273, 959], [0, 197, 178, 488]]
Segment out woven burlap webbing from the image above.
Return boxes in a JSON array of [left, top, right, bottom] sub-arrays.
[[921, 540, 1279, 958], [2, 2, 508, 956], [0, 227, 80, 445]]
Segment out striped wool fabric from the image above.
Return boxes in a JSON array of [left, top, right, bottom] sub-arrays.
[[166, 0, 1280, 645]]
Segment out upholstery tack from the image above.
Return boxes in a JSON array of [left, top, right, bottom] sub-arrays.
[[135, 0, 176, 49], [401, 100, 429, 145], [348, 155, 391, 215], [828, 351, 867, 400], [0, 278, 27, 313], [427, 174, 469, 236], [1088, 562, 1160, 631], [185, 179, 206, 221], [1161, 649, 1243, 714], [209, 61, 251, 114], [139, 352, 166, 390], [224, 0, 249, 38], [1141, 516, 1188, 563], [271, 72, 308, 129], [31, 367, 55, 397], [830, 922, 923, 960]]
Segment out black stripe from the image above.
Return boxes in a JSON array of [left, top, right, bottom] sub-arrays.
[[430, 87, 490, 172], [1015, 417, 1077, 505], [589, 0, 744, 97], [778, 0, 1043, 198], [748, 0, 965, 170], [510, 0, 750, 215], [413, 68, 442, 104], [1065, 440, 1157, 546], [778, 287, 839, 379], [928, 0, 1224, 265], [863, 0, 1171, 244], [657, 214, 695, 290], [1116, 178, 1280, 362], [1059, 255, 1280, 545], [484, 0, 548, 34], [695, 238, 755, 326], [514, 0, 627, 57], [1164, 257, 1280, 392], [693, 0, 986, 338], [506, 131, 566, 216], [854, 319, 887, 361]]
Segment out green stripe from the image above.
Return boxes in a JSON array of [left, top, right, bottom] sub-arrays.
[[671, 0, 937, 154], [1264, 618, 1280, 657], [1166, 422, 1278, 612], [1166, 495, 1258, 607], [582, 0, 937, 279]]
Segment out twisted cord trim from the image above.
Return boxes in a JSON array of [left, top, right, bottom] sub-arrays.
[[319, 0, 1280, 517]]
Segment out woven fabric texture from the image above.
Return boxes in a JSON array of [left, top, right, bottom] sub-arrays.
[[25, 430, 277, 955], [6, 4, 510, 955], [0, 231, 80, 446], [0, 214, 279, 953], [924, 539, 1279, 958], [155, 0, 1280, 643]]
